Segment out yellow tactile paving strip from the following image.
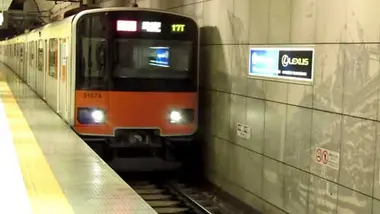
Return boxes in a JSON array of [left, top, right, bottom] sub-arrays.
[[0, 75, 74, 214]]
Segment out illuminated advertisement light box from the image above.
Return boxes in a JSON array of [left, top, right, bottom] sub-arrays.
[[149, 47, 169, 67], [248, 47, 314, 85]]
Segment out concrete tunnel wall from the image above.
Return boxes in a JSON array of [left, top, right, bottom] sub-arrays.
[[24, 0, 380, 213], [139, 0, 380, 213]]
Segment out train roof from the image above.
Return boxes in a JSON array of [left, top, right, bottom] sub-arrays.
[[3, 7, 198, 42], [72, 7, 198, 22]]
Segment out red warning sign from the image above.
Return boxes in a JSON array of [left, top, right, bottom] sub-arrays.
[[315, 147, 340, 170], [322, 150, 329, 164], [316, 148, 322, 162]]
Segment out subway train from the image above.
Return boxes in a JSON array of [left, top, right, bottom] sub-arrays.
[[0, 7, 199, 161]]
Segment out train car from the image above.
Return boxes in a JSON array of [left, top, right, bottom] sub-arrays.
[[0, 7, 199, 161]]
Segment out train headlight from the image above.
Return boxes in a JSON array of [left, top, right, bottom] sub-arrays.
[[77, 108, 106, 124], [168, 109, 195, 124], [91, 110, 105, 123], [169, 110, 182, 123]]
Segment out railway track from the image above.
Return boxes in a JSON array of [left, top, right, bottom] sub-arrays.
[[128, 179, 221, 214]]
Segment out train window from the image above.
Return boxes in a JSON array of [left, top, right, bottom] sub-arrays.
[[20, 45, 23, 62], [38, 40, 44, 72], [29, 42, 34, 66], [76, 14, 107, 89], [34, 41, 38, 69], [113, 39, 192, 79], [49, 39, 57, 77]]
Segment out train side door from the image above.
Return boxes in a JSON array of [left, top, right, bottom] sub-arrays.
[[43, 39, 47, 99], [25, 43, 28, 81], [22, 43, 25, 81], [66, 38, 71, 122], [26, 42, 29, 85], [24, 43, 27, 80], [59, 38, 69, 120], [28, 42, 32, 87], [22, 45, 24, 79], [57, 39, 61, 113], [21, 44, 25, 80], [17, 44, 20, 76], [34, 41, 38, 89], [24, 42, 28, 84], [15, 44, 18, 75], [36, 40, 44, 98]]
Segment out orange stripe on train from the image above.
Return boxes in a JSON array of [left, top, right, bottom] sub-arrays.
[[74, 91, 197, 136]]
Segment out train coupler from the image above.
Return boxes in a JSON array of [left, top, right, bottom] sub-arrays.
[[108, 130, 162, 149]]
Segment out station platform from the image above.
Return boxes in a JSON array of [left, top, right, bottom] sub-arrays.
[[0, 63, 157, 213]]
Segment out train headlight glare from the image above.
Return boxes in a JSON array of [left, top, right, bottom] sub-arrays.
[[92, 110, 105, 123], [77, 108, 106, 124], [169, 110, 182, 123]]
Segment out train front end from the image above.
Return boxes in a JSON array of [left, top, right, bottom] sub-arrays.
[[73, 8, 199, 159]]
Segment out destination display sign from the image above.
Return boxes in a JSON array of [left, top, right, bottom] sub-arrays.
[[117, 20, 162, 32], [116, 20, 188, 34], [248, 47, 314, 84]]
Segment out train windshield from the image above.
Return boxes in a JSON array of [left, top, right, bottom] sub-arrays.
[[113, 39, 192, 79], [76, 10, 198, 92]]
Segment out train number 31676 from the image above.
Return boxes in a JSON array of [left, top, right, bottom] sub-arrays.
[[83, 92, 102, 99]]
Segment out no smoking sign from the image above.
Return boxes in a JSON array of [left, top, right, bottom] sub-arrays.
[[316, 148, 322, 162], [322, 150, 328, 164], [315, 147, 339, 170]]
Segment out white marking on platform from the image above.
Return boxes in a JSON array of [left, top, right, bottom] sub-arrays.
[[0, 96, 32, 213]]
